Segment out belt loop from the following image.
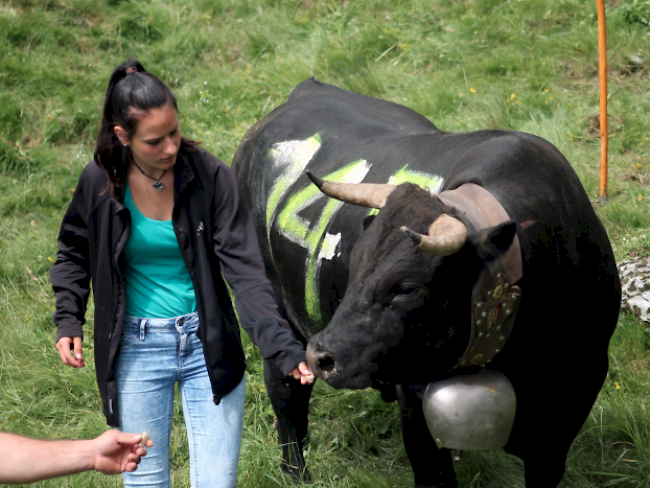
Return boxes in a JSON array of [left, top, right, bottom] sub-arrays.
[[139, 319, 146, 341]]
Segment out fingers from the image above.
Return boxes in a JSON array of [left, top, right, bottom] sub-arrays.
[[127, 449, 147, 463], [109, 430, 153, 449], [288, 362, 315, 385], [127, 437, 153, 472], [298, 361, 315, 385], [73, 337, 85, 367], [298, 361, 313, 375], [110, 430, 142, 446], [124, 454, 144, 473], [115, 431, 152, 472], [55, 337, 84, 368], [300, 374, 315, 385]]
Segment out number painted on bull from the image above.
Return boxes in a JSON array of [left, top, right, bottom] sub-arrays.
[[266, 134, 322, 241], [266, 134, 444, 326], [277, 160, 371, 324]]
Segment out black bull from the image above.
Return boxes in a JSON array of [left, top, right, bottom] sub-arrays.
[[232, 78, 621, 487]]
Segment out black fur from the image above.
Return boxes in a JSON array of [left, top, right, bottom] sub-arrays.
[[232, 78, 620, 487]]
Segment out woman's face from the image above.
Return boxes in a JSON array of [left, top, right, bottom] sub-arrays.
[[116, 103, 181, 174]]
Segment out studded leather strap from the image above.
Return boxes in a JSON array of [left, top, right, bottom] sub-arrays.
[[438, 184, 523, 368]]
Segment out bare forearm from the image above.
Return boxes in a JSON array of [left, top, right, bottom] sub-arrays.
[[0, 433, 94, 484]]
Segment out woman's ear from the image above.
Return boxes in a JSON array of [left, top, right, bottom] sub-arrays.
[[114, 125, 129, 146]]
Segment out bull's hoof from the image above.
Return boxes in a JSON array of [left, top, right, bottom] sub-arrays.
[[281, 462, 312, 484]]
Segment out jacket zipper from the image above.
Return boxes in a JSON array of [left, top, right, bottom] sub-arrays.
[[172, 179, 216, 393]]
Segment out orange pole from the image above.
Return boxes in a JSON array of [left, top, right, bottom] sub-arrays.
[[597, 0, 608, 204]]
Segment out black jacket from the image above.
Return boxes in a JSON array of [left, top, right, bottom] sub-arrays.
[[51, 146, 306, 427]]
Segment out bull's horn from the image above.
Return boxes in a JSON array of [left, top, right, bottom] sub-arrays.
[[401, 214, 467, 256], [306, 170, 396, 209]]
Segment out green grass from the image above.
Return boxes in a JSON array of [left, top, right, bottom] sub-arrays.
[[1, 0, 650, 486]]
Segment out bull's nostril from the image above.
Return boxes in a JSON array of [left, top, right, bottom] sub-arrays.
[[318, 353, 336, 374], [306, 344, 338, 379]]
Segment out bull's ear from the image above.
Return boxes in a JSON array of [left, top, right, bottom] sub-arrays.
[[469, 221, 516, 262], [362, 215, 376, 231]]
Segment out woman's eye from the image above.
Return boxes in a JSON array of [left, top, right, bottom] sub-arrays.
[[146, 140, 161, 146]]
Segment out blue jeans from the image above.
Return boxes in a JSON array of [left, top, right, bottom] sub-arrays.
[[115, 312, 245, 488]]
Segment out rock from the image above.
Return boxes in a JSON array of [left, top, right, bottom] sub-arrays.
[[619, 257, 650, 323], [629, 54, 645, 66]]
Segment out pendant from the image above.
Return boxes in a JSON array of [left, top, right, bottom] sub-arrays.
[[153, 181, 165, 192]]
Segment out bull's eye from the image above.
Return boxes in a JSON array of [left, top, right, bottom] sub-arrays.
[[399, 283, 418, 296], [388, 282, 422, 308]]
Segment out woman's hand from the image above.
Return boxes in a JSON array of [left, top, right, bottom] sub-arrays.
[[289, 361, 315, 385], [55, 337, 85, 368]]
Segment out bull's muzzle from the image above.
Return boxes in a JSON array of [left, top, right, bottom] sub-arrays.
[[305, 343, 338, 381]]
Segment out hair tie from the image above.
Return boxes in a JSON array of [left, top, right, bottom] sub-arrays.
[[125, 67, 137, 75]]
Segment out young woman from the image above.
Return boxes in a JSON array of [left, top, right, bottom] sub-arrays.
[[50, 59, 313, 488]]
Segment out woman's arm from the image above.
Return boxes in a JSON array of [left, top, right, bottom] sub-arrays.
[[0, 430, 152, 484], [50, 165, 95, 367], [210, 161, 313, 382]]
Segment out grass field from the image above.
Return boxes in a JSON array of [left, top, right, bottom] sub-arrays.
[[1, 0, 650, 486]]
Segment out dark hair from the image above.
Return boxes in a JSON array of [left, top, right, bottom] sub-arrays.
[[94, 59, 199, 197]]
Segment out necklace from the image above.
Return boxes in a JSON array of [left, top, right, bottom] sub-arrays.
[[132, 161, 167, 192]]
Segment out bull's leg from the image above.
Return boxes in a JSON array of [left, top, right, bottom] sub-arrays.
[[397, 384, 458, 488], [263, 357, 314, 483], [522, 457, 565, 488]]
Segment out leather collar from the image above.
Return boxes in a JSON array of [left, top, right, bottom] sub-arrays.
[[438, 184, 523, 368]]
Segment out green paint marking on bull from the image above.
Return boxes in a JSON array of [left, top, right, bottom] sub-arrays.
[[304, 160, 370, 324], [265, 134, 321, 243], [275, 173, 323, 246], [276, 159, 370, 324], [367, 165, 444, 216]]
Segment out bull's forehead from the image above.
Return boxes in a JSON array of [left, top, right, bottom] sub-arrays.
[[350, 185, 448, 284], [367, 183, 450, 240]]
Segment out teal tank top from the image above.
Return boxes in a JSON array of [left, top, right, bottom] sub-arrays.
[[123, 184, 197, 318]]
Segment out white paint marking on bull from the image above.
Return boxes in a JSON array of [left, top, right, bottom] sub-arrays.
[[266, 134, 322, 242], [319, 232, 342, 261]]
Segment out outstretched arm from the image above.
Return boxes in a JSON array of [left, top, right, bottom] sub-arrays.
[[0, 430, 152, 484], [210, 161, 314, 384]]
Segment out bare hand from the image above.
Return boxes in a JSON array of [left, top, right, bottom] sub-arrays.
[[288, 361, 315, 385], [91, 430, 153, 474], [55, 337, 85, 368]]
